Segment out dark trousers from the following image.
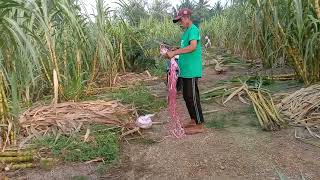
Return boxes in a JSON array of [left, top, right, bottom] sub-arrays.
[[182, 78, 204, 124]]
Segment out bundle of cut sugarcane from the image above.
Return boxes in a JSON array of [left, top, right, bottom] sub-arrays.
[[277, 84, 320, 138], [224, 83, 285, 131], [244, 86, 285, 130], [0, 150, 35, 171]]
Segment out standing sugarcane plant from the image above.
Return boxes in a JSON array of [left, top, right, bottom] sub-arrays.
[[0, 73, 15, 151], [204, 0, 320, 85], [0, 0, 181, 152]]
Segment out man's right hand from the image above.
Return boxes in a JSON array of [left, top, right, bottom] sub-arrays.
[[166, 51, 176, 59]]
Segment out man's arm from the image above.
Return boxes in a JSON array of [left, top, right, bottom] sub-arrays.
[[165, 40, 197, 59]]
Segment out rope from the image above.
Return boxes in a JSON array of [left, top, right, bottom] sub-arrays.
[[160, 46, 185, 138]]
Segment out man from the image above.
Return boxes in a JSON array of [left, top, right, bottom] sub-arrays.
[[165, 8, 205, 134]]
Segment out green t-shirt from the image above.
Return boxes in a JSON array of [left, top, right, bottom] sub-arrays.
[[178, 24, 202, 78]]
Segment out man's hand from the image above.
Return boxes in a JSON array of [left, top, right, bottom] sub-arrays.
[[166, 51, 176, 59], [167, 40, 197, 57]]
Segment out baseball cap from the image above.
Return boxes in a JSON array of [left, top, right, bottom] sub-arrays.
[[173, 8, 192, 23]]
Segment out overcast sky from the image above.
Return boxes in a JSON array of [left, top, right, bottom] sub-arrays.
[[80, 0, 229, 17]]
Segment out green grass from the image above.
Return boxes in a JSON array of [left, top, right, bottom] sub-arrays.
[[276, 170, 306, 180], [206, 115, 226, 129], [33, 125, 120, 164], [112, 85, 166, 114], [243, 106, 260, 127], [262, 80, 303, 93], [205, 106, 259, 129]]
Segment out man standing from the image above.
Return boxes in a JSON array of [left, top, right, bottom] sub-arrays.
[[165, 8, 205, 134]]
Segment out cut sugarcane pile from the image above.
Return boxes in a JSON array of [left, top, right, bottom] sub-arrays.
[[19, 100, 137, 136], [223, 83, 285, 131], [278, 84, 320, 138], [0, 150, 36, 171], [202, 75, 297, 102], [0, 150, 57, 171]]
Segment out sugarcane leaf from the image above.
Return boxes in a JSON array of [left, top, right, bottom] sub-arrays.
[[223, 85, 244, 105]]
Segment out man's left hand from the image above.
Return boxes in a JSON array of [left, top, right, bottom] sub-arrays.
[[166, 51, 176, 59]]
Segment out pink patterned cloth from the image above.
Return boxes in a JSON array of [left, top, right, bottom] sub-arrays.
[[160, 46, 186, 138]]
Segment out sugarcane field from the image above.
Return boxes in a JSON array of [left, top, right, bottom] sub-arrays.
[[1, 0, 320, 179]]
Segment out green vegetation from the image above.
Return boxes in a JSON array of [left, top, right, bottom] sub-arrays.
[[112, 86, 166, 114], [0, 0, 181, 119], [205, 106, 258, 129], [202, 0, 320, 85], [1, 0, 319, 123], [277, 170, 306, 180], [34, 125, 119, 163], [206, 115, 226, 129], [263, 80, 303, 93], [149, 60, 167, 77]]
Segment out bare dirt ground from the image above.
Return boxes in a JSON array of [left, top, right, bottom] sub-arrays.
[[6, 51, 320, 180], [103, 65, 320, 180]]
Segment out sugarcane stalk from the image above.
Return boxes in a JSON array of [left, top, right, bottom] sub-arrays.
[[88, 47, 99, 88], [0, 150, 35, 157], [257, 91, 278, 122], [315, 0, 320, 19], [76, 48, 81, 79], [45, 22, 60, 83], [0, 156, 33, 162], [120, 42, 126, 73], [251, 100, 265, 129], [63, 32, 68, 78], [52, 69, 59, 106], [247, 90, 268, 127], [202, 86, 229, 95], [277, 21, 308, 85], [254, 98, 269, 126], [5, 162, 34, 170], [266, 92, 284, 123], [257, 92, 281, 129], [0, 74, 10, 149], [9, 128, 15, 146]]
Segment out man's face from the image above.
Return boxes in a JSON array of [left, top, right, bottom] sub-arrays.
[[178, 16, 189, 29]]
